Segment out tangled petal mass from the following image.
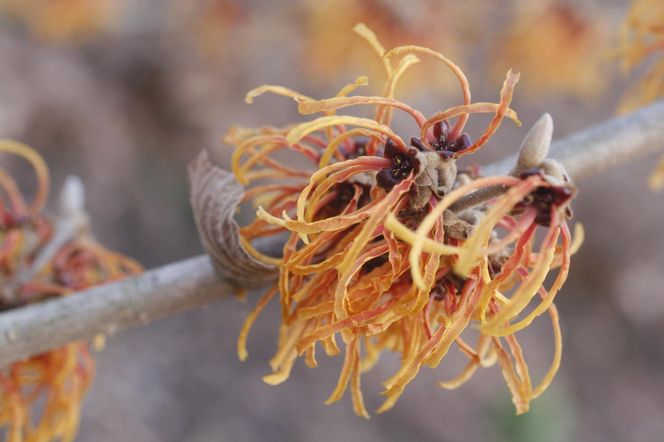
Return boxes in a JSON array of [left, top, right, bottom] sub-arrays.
[[232, 25, 581, 417], [0, 141, 141, 441]]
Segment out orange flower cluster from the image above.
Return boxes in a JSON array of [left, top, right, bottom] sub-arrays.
[[491, 1, 609, 100], [233, 25, 579, 417], [0, 141, 141, 441], [302, 0, 610, 101], [0, 0, 118, 43], [300, 0, 473, 89], [171, 0, 247, 59], [617, 0, 664, 190], [618, 0, 664, 113]]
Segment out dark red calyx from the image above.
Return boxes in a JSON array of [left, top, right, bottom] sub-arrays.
[[376, 139, 420, 190], [517, 168, 575, 226], [0, 213, 30, 231], [410, 136, 426, 151], [431, 273, 466, 301], [361, 254, 389, 275], [429, 120, 472, 157]]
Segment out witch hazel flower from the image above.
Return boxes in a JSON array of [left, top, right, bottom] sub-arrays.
[[0, 141, 141, 441], [229, 24, 582, 417]]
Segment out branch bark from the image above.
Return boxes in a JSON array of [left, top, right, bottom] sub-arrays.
[[483, 100, 664, 177], [0, 255, 226, 367], [0, 101, 662, 366]]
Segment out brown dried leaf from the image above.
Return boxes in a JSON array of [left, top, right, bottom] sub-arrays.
[[188, 151, 278, 288]]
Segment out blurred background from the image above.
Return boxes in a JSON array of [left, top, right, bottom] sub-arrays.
[[1, 0, 663, 441]]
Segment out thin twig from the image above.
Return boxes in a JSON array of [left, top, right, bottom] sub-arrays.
[[0, 255, 227, 367], [484, 100, 664, 177], [449, 185, 508, 213], [13, 177, 88, 288], [2, 176, 89, 307], [0, 101, 662, 366]]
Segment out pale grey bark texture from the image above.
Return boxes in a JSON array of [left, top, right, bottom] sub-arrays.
[[483, 100, 664, 177], [0, 255, 226, 366], [0, 100, 662, 366]]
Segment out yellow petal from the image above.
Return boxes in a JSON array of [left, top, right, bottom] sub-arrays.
[[245, 84, 312, 104]]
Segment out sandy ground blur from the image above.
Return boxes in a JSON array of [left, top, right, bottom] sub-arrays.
[[1, 1, 664, 441]]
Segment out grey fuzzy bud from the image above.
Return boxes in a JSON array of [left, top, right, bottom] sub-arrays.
[[515, 113, 553, 171], [58, 175, 85, 220]]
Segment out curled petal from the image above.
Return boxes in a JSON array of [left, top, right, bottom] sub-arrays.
[[454, 70, 521, 156], [0, 140, 50, 214], [335, 76, 369, 98], [286, 115, 409, 153], [481, 223, 560, 335], [298, 96, 426, 127], [354, 23, 391, 77], [384, 45, 471, 136], [421, 101, 521, 153], [245, 84, 313, 104], [376, 54, 422, 126]]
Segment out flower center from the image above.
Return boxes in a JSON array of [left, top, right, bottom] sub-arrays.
[[376, 139, 421, 190]]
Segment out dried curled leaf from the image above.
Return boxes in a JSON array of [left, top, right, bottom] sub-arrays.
[[188, 150, 278, 287]]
